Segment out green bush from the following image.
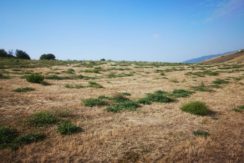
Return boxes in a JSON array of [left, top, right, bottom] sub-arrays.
[[40, 53, 55, 60], [193, 130, 209, 137], [106, 101, 140, 112], [212, 79, 229, 85], [181, 101, 212, 116], [14, 87, 35, 92], [27, 111, 58, 127], [88, 81, 103, 88], [16, 49, 31, 60], [171, 89, 193, 98], [57, 121, 82, 135], [233, 105, 244, 112], [83, 96, 109, 107], [66, 68, 75, 74], [145, 90, 175, 103], [0, 126, 18, 148], [15, 133, 45, 145], [25, 73, 44, 83]]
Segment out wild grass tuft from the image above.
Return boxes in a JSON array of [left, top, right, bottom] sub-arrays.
[[83, 96, 110, 107], [25, 73, 44, 83], [233, 105, 244, 112], [14, 87, 35, 93], [193, 130, 209, 137], [27, 111, 58, 127], [57, 121, 82, 135], [181, 101, 213, 116], [88, 81, 104, 88], [171, 89, 194, 98], [106, 101, 140, 112]]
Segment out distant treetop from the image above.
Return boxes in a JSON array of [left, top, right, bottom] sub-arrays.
[[40, 53, 56, 60], [15, 50, 31, 60]]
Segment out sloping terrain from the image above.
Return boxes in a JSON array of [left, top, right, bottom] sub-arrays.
[[0, 59, 243, 162], [203, 50, 244, 64]]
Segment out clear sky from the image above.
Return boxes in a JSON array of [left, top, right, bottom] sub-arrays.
[[1, 0, 244, 62]]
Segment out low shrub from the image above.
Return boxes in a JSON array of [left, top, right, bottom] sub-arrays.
[[212, 79, 229, 85], [144, 90, 175, 103], [83, 96, 109, 107], [14, 87, 35, 92], [193, 130, 209, 137], [27, 111, 58, 127], [25, 73, 44, 83], [106, 101, 140, 112], [15, 133, 45, 145], [65, 84, 84, 89], [181, 101, 212, 116], [57, 121, 82, 135], [88, 81, 103, 88], [233, 105, 244, 112], [171, 89, 193, 98], [0, 126, 18, 148]]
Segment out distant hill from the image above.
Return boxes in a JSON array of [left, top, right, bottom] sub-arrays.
[[184, 50, 239, 63], [203, 50, 244, 64]]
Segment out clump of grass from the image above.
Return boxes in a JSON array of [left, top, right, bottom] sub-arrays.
[[14, 133, 46, 145], [65, 84, 84, 89], [27, 111, 58, 127], [66, 68, 75, 74], [83, 96, 109, 107], [57, 121, 82, 135], [111, 94, 131, 103], [193, 130, 209, 137], [107, 72, 133, 78], [171, 89, 194, 98], [233, 105, 244, 112], [212, 79, 229, 85], [13, 87, 35, 93], [181, 101, 212, 116], [0, 126, 18, 148], [0, 73, 10, 79], [191, 82, 213, 92], [88, 81, 104, 88], [106, 101, 140, 112], [25, 73, 44, 83], [143, 90, 175, 103]]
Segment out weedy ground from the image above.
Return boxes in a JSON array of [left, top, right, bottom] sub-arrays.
[[0, 59, 243, 162]]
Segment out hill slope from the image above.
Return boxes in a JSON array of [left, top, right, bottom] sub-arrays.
[[183, 50, 238, 63], [203, 50, 244, 64]]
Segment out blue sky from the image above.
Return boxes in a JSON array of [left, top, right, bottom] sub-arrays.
[[1, 0, 244, 62]]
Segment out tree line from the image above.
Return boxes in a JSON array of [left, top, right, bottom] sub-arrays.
[[0, 49, 56, 60]]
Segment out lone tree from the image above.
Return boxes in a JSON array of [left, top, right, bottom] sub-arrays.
[[40, 53, 56, 60], [0, 49, 8, 57], [0, 49, 15, 58], [16, 50, 31, 60]]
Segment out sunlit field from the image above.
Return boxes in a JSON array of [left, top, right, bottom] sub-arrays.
[[0, 58, 243, 162]]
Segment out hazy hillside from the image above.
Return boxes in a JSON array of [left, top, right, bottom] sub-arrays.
[[184, 50, 239, 63], [203, 50, 244, 64]]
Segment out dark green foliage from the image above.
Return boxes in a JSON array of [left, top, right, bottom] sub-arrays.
[[14, 133, 45, 145], [233, 105, 244, 112], [0, 126, 18, 148], [191, 82, 214, 92], [40, 53, 55, 60], [14, 87, 35, 92], [111, 94, 131, 103], [65, 84, 84, 89], [66, 68, 75, 74], [181, 101, 212, 116], [0, 49, 9, 58], [171, 89, 194, 98], [27, 111, 58, 127], [144, 90, 175, 103], [88, 81, 103, 88], [16, 50, 30, 60], [57, 121, 82, 135], [137, 98, 152, 105], [193, 130, 209, 137], [212, 79, 229, 85], [83, 96, 109, 107], [106, 101, 140, 112], [25, 73, 44, 83]]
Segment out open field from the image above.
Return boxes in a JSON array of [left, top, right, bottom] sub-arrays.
[[0, 59, 243, 162]]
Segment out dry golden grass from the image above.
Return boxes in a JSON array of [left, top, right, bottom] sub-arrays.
[[0, 61, 243, 162]]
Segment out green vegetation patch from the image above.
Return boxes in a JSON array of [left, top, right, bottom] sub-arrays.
[[27, 111, 58, 127], [65, 84, 84, 89], [0, 126, 18, 148], [14, 87, 35, 92], [193, 130, 209, 137], [57, 121, 82, 135], [233, 105, 244, 112], [14, 133, 46, 145], [83, 96, 110, 107], [191, 82, 214, 92], [142, 90, 175, 103], [171, 89, 194, 98], [212, 79, 229, 85], [106, 101, 140, 112], [181, 101, 213, 116], [25, 73, 44, 83], [87, 81, 104, 88]]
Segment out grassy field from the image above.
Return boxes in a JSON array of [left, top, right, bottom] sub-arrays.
[[0, 58, 243, 162]]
